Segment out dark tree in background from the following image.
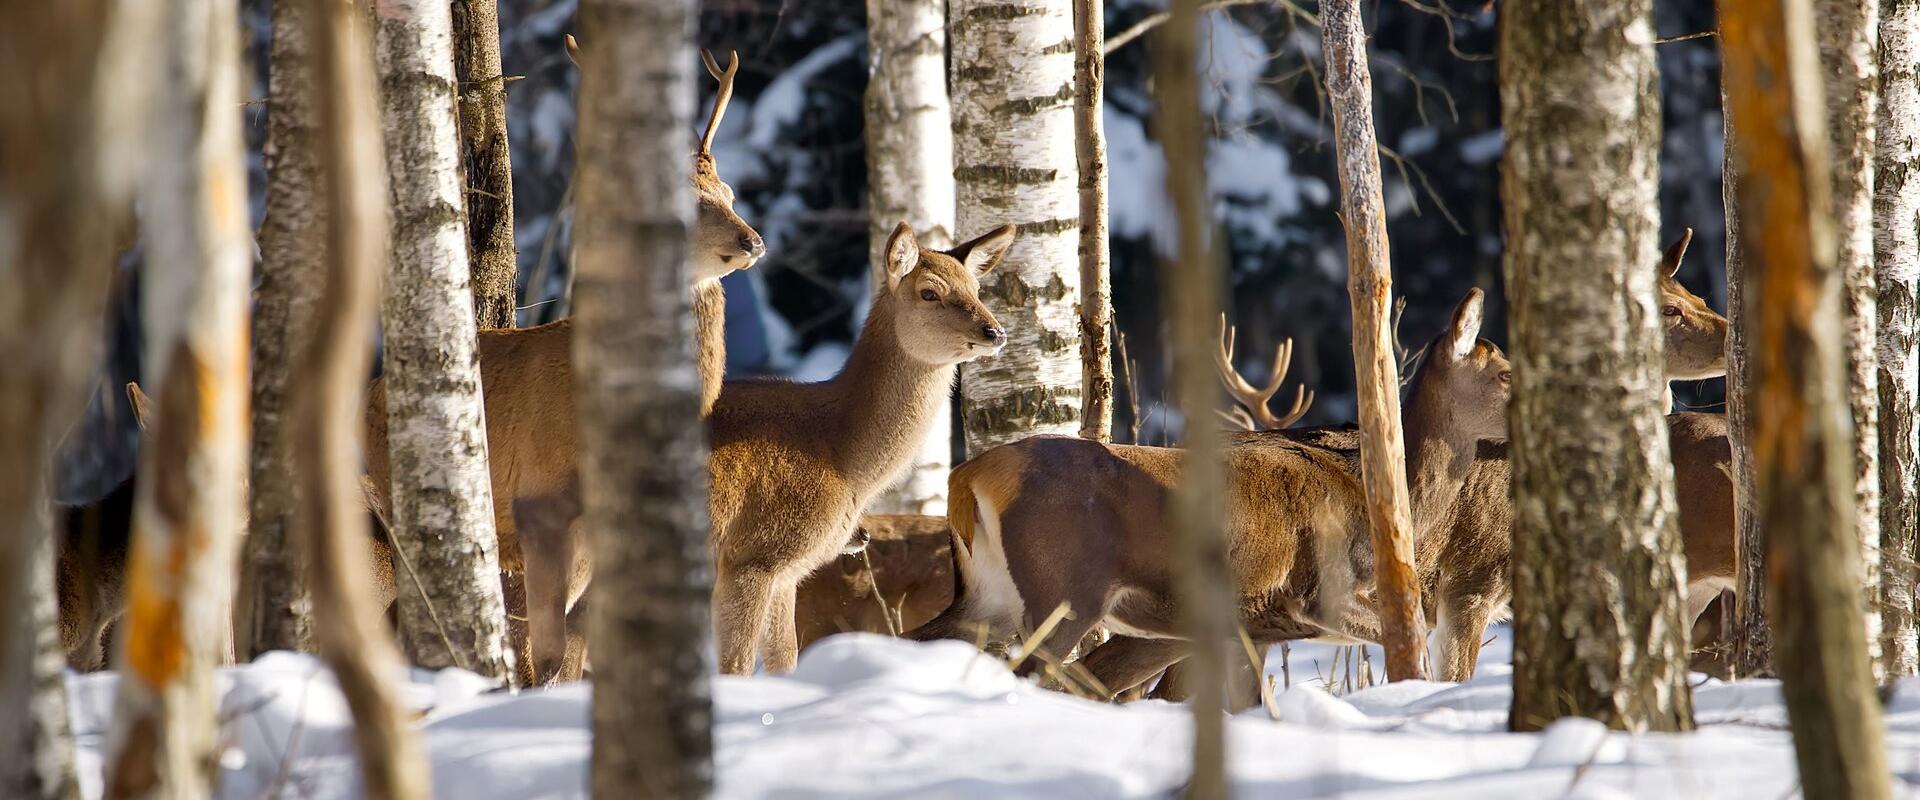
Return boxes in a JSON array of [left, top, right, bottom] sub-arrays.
[[454, 0, 520, 329]]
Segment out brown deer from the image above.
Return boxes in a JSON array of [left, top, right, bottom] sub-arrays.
[[794, 514, 955, 649], [361, 48, 759, 685], [914, 290, 1509, 694]]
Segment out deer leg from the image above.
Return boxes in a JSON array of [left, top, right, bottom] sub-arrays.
[[760, 580, 800, 674], [518, 506, 576, 685], [714, 567, 775, 675], [1079, 635, 1186, 700], [1433, 598, 1498, 683]]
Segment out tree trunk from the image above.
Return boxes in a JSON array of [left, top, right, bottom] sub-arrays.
[[0, 4, 121, 796], [1502, 0, 1694, 733], [300, 1, 430, 797], [239, 0, 322, 660], [1156, 1, 1233, 795], [1876, 0, 1920, 678], [1819, 0, 1885, 679], [1725, 71, 1775, 680], [864, 0, 955, 514], [373, 0, 515, 684], [1074, 0, 1115, 443], [451, 0, 517, 330], [952, 0, 1083, 456], [1722, 1, 1894, 796], [575, 1, 714, 795], [1321, 0, 1426, 683], [101, 0, 254, 793]]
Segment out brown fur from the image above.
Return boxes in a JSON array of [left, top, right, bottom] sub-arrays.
[[794, 514, 954, 648]]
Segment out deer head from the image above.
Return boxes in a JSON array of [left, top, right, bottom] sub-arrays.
[[1214, 316, 1314, 431], [878, 221, 1012, 366], [1407, 289, 1511, 444], [1656, 228, 1728, 380]]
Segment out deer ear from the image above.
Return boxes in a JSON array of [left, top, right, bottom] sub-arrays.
[[125, 382, 153, 432], [1660, 227, 1693, 278], [883, 221, 919, 287], [1445, 288, 1485, 360], [953, 224, 1016, 275]]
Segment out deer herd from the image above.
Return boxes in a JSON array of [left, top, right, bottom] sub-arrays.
[[53, 49, 1740, 707]]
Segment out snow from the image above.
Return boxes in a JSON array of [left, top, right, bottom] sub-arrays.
[[67, 630, 1920, 798]]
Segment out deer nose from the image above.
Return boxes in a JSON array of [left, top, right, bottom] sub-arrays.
[[740, 232, 765, 259], [981, 324, 1007, 346]]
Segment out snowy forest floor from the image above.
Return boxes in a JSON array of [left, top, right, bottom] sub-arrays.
[[67, 629, 1920, 798]]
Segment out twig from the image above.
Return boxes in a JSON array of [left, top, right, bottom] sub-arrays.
[[1008, 601, 1074, 672], [859, 546, 900, 637], [1378, 142, 1467, 234], [1657, 30, 1717, 45], [1396, 0, 1494, 62]]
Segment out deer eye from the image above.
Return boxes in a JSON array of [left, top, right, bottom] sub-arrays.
[[920, 289, 939, 302], [1498, 370, 1512, 384], [1662, 304, 1681, 317]]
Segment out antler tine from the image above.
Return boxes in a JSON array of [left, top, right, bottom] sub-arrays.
[[1215, 315, 1290, 430], [1267, 337, 1314, 428], [700, 49, 740, 155], [1215, 407, 1258, 432], [563, 34, 582, 66]]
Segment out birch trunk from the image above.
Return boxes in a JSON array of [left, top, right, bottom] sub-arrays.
[[1322, 0, 1426, 683], [1074, 0, 1115, 443], [575, 0, 714, 794], [1502, 0, 1694, 733], [1157, 1, 1233, 793], [1876, 0, 1920, 678], [1819, 0, 1885, 679], [301, 0, 429, 795], [452, 0, 517, 330], [864, 0, 955, 514], [240, 0, 322, 659], [0, 4, 123, 796], [1725, 74, 1775, 679], [1722, 0, 1893, 795], [952, 0, 1083, 455], [373, 0, 515, 683], [103, 0, 253, 792]]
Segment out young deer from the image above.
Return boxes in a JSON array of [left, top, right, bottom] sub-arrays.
[[915, 290, 1510, 696], [362, 47, 760, 685]]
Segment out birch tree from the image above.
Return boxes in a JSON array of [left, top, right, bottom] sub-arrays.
[[864, 0, 956, 514], [373, 0, 515, 683], [1075, 0, 1115, 443], [1157, 1, 1233, 793], [301, 0, 429, 795], [1502, 0, 1694, 732], [239, 0, 321, 660], [103, 0, 253, 791], [1876, 0, 1920, 677], [952, 0, 1083, 455], [1723, 0, 1893, 794], [452, 0, 518, 329], [575, 0, 714, 793]]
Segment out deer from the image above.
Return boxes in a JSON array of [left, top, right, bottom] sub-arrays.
[[912, 289, 1510, 700], [794, 514, 956, 649], [360, 47, 760, 686]]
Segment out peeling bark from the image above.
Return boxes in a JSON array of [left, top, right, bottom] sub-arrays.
[[451, 0, 517, 330], [1876, 0, 1920, 678]]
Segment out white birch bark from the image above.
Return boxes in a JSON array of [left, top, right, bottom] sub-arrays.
[[951, 0, 1084, 455], [865, 0, 955, 514], [1877, 0, 1920, 677], [372, 0, 515, 683]]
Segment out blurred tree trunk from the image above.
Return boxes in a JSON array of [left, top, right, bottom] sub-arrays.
[[1819, 0, 1886, 679], [864, 0, 955, 514], [1722, 0, 1894, 796], [452, 0, 517, 329], [373, 0, 515, 683], [952, 0, 1083, 456], [1725, 68, 1775, 680], [101, 0, 253, 793], [1155, 0, 1233, 795], [1876, 0, 1920, 678], [240, 0, 322, 660], [1321, 0, 1425, 683], [1502, 0, 1694, 733], [0, 2, 124, 796], [576, 0, 714, 795], [300, 0, 430, 797], [1074, 0, 1114, 443]]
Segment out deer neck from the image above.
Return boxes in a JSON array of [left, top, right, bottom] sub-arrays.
[[1400, 379, 1480, 534], [694, 278, 726, 417], [829, 301, 954, 491]]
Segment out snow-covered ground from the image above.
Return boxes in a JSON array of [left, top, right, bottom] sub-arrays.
[[67, 629, 1920, 798]]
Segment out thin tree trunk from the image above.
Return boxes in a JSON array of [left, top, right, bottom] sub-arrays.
[[301, 0, 429, 796], [0, 4, 121, 796], [1074, 0, 1115, 443], [864, 0, 955, 514], [452, 0, 518, 330], [1819, 0, 1885, 679], [1722, 1, 1893, 796], [576, 1, 714, 795], [1875, 0, 1920, 678], [1321, 0, 1426, 683], [1725, 72, 1775, 680], [1503, 0, 1694, 733], [239, 0, 322, 660], [952, 0, 1084, 456], [373, 0, 515, 684], [1156, 0, 1233, 794]]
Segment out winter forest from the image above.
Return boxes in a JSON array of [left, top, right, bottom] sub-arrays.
[[4, 0, 1920, 796]]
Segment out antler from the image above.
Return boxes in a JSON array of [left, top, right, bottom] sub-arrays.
[[563, 34, 582, 66], [1214, 314, 1314, 431], [700, 49, 739, 156]]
